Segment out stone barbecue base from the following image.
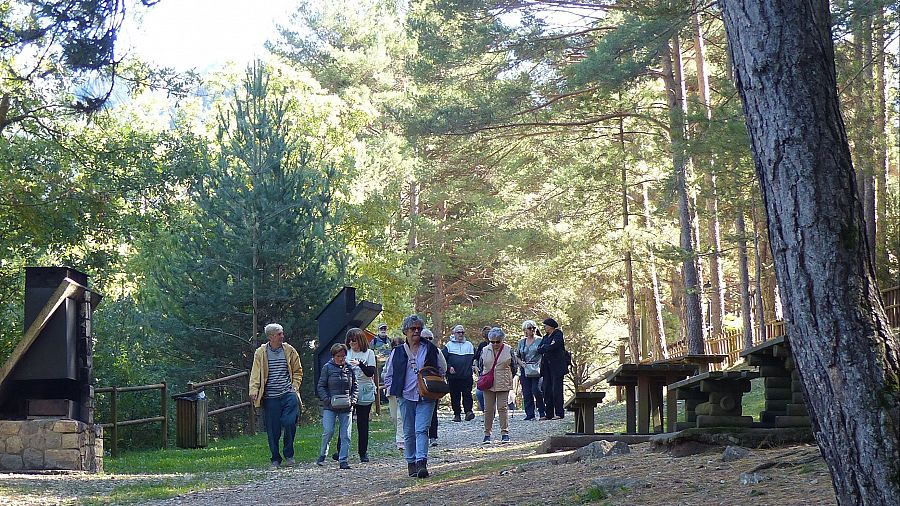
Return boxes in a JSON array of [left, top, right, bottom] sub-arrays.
[[0, 419, 103, 472]]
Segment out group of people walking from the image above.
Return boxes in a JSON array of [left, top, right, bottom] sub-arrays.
[[249, 315, 568, 479]]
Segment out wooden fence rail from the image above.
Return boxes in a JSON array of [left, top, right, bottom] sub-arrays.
[[188, 370, 255, 435], [95, 382, 167, 457], [664, 286, 900, 370]]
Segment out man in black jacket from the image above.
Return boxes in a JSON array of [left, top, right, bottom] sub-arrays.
[[442, 324, 476, 422]]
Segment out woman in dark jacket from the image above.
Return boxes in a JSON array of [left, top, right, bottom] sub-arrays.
[[316, 343, 358, 469], [536, 318, 567, 420]]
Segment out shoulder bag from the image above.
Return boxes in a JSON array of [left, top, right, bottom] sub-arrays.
[[477, 345, 502, 390], [404, 344, 450, 400]]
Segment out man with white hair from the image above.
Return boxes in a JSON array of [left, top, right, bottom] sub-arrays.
[[442, 324, 476, 422], [249, 323, 303, 467]]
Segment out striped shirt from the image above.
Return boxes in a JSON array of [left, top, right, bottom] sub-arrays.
[[264, 344, 292, 398]]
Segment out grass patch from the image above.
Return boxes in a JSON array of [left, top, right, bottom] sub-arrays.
[[576, 485, 610, 503], [62, 412, 397, 504]]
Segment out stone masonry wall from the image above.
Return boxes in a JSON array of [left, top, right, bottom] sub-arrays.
[[0, 419, 103, 472]]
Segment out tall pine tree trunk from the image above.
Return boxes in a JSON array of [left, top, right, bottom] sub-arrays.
[[662, 36, 705, 355], [693, 12, 725, 341], [873, 6, 888, 276], [852, 5, 877, 266], [752, 206, 767, 341], [720, 1, 900, 503], [622, 118, 640, 363], [642, 183, 668, 358], [736, 211, 754, 350]]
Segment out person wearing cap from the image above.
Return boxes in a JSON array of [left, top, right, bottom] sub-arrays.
[[442, 324, 476, 422], [536, 318, 567, 420], [371, 323, 391, 351]]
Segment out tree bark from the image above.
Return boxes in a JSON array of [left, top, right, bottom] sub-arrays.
[[662, 36, 705, 355], [719, 1, 900, 504]]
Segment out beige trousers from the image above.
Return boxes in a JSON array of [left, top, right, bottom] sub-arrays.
[[483, 390, 510, 436], [388, 395, 404, 444]]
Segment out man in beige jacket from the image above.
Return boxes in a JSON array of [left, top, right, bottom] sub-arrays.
[[249, 323, 303, 467]]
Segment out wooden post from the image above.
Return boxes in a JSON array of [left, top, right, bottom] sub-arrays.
[[625, 385, 636, 433], [111, 386, 118, 457], [248, 404, 256, 435], [637, 375, 650, 434], [161, 382, 168, 449], [374, 360, 381, 416], [616, 345, 625, 402], [666, 376, 679, 433]]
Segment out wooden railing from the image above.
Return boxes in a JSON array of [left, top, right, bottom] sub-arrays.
[[665, 286, 900, 370], [95, 382, 168, 457], [188, 371, 255, 435]]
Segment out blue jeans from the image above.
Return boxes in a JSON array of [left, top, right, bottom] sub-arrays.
[[320, 409, 351, 464], [263, 392, 299, 464], [399, 397, 435, 463], [521, 374, 545, 419], [476, 388, 485, 412]]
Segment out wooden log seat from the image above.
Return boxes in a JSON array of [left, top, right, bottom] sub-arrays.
[[564, 391, 606, 434], [669, 370, 760, 430]]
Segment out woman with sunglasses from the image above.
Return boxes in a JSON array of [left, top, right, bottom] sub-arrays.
[[516, 320, 545, 421], [346, 327, 377, 462]]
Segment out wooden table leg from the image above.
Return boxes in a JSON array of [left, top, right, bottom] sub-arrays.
[[651, 383, 664, 432], [638, 375, 650, 434], [584, 402, 596, 435], [666, 376, 678, 433], [625, 385, 636, 433]]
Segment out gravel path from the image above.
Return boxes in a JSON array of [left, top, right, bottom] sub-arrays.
[[146, 408, 572, 506]]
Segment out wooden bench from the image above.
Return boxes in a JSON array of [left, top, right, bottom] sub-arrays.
[[669, 370, 760, 430], [739, 336, 810, 428], [564, 391, 606, 434], [652, 354, 727, 373]]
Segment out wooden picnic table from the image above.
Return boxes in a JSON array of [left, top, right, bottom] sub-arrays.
[[606, 363, 696, 434], [652, 353, 728, 373], [739, 335, 810, 427]]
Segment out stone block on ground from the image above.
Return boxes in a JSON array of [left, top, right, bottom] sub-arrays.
[[61, 432, 82, 449], [721, 445, 751, 462], [44, 431, 62, 449], [554, 440, 631, 464], [739, 472, 773, 485], [590, 476, 650, 496]]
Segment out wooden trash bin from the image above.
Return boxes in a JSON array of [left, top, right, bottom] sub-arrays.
[[174, 391, 208, 448]]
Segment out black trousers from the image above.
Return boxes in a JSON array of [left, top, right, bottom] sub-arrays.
[[429, 400, 439, 439], [448, 377, 474, 416], [336, 403, 373, 457], [542, 371, 565, 418]]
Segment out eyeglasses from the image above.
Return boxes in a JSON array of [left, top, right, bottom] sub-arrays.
[[409, 327, 423, 332], [349, 338, 358, 342], [490, 340, 502, 343], [525, 327, 536, 330], [455, 331, 465, 334]]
